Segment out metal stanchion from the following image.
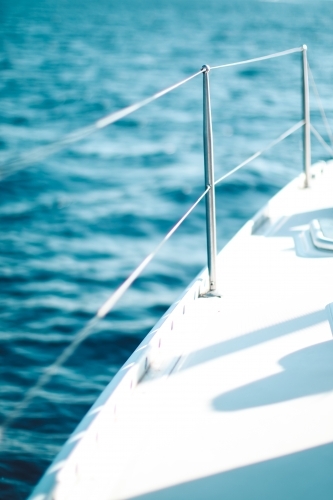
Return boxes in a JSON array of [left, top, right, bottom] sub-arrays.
[[201, 65, 220, 297]]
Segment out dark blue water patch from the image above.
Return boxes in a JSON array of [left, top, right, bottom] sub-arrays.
[[238, 67, 269, 79], [114, 118, 141, 129], [159, 185, 199, 204], [0, 58, 12, 71], [5, 115, 30, 127], [135, 271, 185, 293], [0, 456, 42, 500], [70, 331, 142, 369], [216, 177, 277, 197], [99, 212, 150, 238], [210, 32, 229, 44], [147, 301, 172, 319]]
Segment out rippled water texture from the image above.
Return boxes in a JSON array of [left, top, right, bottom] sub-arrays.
[[0, 0, 333, 497]]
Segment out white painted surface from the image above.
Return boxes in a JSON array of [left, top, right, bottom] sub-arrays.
[[30, 162, 333, 500]]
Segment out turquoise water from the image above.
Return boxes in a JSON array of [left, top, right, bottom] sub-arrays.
[[0, 0, 333, 497]]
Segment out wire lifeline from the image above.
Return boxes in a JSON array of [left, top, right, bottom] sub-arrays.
[[0, 186, 209, 439], [97, 186, 210, 318], [0, 125, 96, 180], [0, 46, 305, 180], [310, 124, 333, 156], [214, 120, 305, 187], [308, 62, 333, 148], [210, 47, 303, 71], [0, 69, 203, 181]]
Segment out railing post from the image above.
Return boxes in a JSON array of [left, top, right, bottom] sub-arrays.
[[201, 65, 220, 297], [302, 44, 311, 187]]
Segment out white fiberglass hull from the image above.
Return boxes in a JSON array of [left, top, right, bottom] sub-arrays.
[[30, 161, 333, 500]]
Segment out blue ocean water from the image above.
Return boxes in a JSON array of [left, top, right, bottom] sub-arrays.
[[0, 0, 332, 497]]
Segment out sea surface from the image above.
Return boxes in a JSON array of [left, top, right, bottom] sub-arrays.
[[0, 0, 333, 497]]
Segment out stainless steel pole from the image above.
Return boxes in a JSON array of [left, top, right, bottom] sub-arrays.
[[201, 64, 219, 296], [302, 44, 311, 188]]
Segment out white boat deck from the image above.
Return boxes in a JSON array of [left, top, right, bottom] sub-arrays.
[[30, 162, 333, 500]]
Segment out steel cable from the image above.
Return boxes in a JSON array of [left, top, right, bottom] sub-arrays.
[[310, 124, 333, 156], [0, 46, 305, 181], [0, 46, 305, 180], [0, 186, 209, 440], [210, 47, 303, 71], [0, 69, 203, 181], [214, 120, 305, 186]]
